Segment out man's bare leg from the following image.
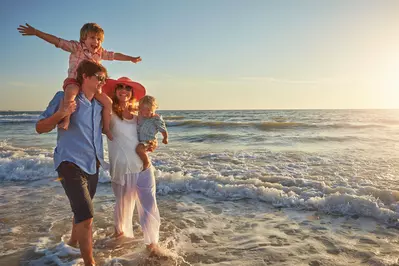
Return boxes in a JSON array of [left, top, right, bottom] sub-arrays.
[[67, 217, 79, 248], [75, 218, 95, 266]]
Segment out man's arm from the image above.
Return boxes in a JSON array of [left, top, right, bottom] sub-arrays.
[[36, 111, 67, 134], [114, 52, 142, 63], [18, 23, 60, 46], [36, 93, 76, 134]]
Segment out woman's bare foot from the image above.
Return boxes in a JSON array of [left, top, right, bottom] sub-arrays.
[[146, 243, 155, 250], [111, 231, 124, 239], [147, 243, 167, 257]]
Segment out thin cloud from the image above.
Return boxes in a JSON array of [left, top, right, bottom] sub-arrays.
[[8, 82, 38, 88], [239, 76, 321, 84]]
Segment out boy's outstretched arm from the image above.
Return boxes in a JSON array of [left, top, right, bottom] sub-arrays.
[[17, 23, 60, 46], [114, 53, 142, 63]]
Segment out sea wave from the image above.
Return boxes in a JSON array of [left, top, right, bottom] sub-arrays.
[[0, 118, 38, 124], [2, 139, 399, 226], [163, 115, 186, 120], [0, 141, 110, 182], [0, 112, 40, 117], [154, 169, 399, 226], [166, 120, 387, 131], [179, 133, 235, 143], [0, 114, 39, 124]]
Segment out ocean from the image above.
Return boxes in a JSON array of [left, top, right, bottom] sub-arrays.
[[1, 109, 399, 265]]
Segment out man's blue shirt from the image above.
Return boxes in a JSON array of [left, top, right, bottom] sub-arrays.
[[39, 91, 104, 174]]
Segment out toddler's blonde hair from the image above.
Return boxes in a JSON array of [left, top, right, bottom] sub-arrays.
[[139, 95, 158, 110]]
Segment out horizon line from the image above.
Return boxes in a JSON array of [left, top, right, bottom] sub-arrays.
[[2, 107, 399, 112]]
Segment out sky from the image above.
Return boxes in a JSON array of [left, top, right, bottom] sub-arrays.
[[1, 0, 399, 110]]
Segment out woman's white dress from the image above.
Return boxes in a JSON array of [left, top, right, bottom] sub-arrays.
[[107, 114, 160, 244]]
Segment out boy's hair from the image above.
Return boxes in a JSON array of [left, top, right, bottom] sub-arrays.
[[80, 23, 104, 42], [139, 95, 158, 110], [76, 60, 108, 85]]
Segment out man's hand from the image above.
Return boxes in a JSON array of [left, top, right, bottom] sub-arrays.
[[57, 99, 76, 116], [162, 138, 168, 144], [17, 23, 36, 36], [131, 56, 142, 63], [146, 139, 158, 152]]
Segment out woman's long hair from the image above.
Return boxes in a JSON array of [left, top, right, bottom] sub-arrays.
[[111, 87, 137, 120]]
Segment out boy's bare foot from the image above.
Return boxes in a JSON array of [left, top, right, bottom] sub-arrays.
[[58, 116, 70, 130], [104, 130, 113, 141]]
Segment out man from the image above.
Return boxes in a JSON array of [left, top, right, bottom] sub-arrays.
[[36, 60, 108, 266]]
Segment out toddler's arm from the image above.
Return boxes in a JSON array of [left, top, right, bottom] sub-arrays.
[[18, 23, 60, 46], [155, 116, 168, 144], [161, 131, 168, 144]]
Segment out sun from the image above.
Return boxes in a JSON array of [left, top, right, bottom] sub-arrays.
[[379, 59, 399, 109]]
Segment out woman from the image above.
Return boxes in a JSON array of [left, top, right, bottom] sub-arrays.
[[102, 77, 160, 251]]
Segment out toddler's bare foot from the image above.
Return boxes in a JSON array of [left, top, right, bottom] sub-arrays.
[[58, 117, 70, 130], [142, 162, 151, 171]]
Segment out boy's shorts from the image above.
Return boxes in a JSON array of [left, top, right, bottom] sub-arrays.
[[63, 78, 80, 90], [57, 161, 99, 224]]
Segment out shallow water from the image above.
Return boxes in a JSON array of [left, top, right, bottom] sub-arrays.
[[1, 109, 399, 265]]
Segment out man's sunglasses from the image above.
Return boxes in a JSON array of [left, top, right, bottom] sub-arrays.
[[93, 73, 107, 83]]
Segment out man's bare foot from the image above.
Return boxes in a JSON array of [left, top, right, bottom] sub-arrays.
[[104, 130, 113, 141], [58, 117, 70, 130], [111, 231, 124, 239], [67, 239, 78, 248]]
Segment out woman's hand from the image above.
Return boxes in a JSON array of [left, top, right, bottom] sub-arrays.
[[146, 139, 158, 152]]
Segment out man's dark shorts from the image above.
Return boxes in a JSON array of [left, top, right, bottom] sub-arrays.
[[57, 161, 99, 224]]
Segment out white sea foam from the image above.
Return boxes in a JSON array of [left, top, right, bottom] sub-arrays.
[[29, 241, 83, 266], [1, 135, 399, 226], [0, 140, 112, 182]]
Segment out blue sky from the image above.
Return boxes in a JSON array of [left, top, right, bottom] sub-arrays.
[[1, 0, 399, 110]]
